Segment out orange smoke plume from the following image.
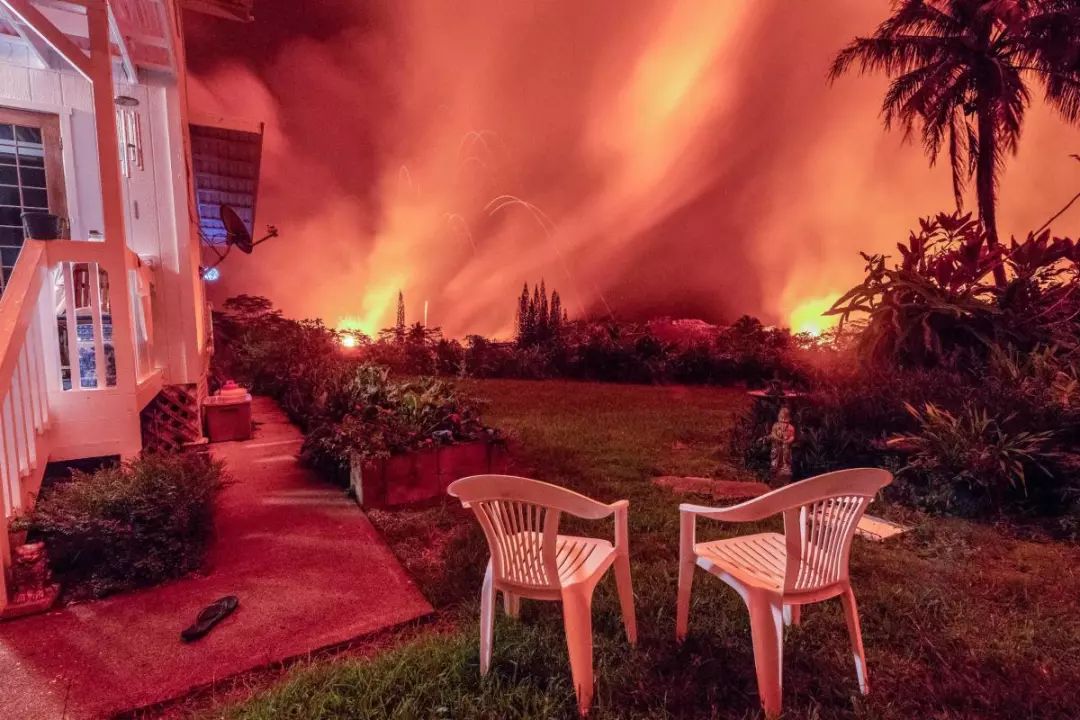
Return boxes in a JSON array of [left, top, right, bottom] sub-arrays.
[[188, 0, 1080, 338]]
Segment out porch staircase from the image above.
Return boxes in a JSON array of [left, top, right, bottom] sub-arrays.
[[0, 242, 54, 606], [0, 240, 165, 611]]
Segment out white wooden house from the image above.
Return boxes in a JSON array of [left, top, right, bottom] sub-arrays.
[[0, 0, 262, 609]]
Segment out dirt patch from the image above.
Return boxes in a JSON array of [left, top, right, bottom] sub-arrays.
[[652, 475, 770, 500]]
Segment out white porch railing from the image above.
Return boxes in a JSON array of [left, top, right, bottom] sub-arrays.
[[0, 239, 158, 607], [0, 240, 52, 605]]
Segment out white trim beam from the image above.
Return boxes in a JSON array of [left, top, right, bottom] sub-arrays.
[[85, 0, 143, 454], [0, 0, 90, 79], [106, 2, 135, 83], [0, 6, 53, 68], [153, 0, 174, 74]]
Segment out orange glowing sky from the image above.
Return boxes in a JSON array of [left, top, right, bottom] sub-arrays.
[[186, 0, 1080, 338]]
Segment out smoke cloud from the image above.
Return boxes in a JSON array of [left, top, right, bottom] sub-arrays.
[[186, 0, 1080, 338]]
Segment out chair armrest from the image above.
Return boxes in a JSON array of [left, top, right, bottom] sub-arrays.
[[610, 500, 629, 554], [678, 499, 776, 563]]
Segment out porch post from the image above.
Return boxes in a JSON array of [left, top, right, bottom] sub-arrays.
[[86, 0, 142, 456]]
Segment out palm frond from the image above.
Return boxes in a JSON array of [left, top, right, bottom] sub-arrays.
[[830, 35, 962, 82], [881, 0, 966, 37]]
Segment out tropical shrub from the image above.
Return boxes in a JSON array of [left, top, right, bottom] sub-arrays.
[[461, 335, 521, 378], [734, 365, 967, 478], [212, 295, 342, 410], [792, 212, 1080, 519], [733, 356, 1078, 520], [988, 345, 1080, 436], [828, 212, 1079, 367], [15, 453, 226, 598], [299, 369, 490, 483], [434, 338, 465, 376], [212, 300, 493, 486], [887, 402, 1055, 515]]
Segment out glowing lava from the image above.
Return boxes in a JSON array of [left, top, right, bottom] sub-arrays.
[[788, 294, 840, 337]]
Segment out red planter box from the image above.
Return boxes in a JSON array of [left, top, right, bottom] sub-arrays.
[[351, 441, 507, 509]]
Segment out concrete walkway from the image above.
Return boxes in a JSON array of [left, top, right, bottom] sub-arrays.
[[0, 397, 432, 719]]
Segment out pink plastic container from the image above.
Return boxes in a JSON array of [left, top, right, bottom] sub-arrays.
[[204, 381, 252, 442]]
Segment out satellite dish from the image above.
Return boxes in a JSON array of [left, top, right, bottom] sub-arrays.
[[221, 205, 255, 254], [199, 204, 279, 275]]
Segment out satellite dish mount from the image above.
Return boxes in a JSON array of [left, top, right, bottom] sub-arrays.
[[201, 204, 279, 273]]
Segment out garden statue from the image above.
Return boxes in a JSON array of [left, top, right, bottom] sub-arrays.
[[9, 542, 57, 606], [769, 406, 796, 480], [749, 381, 803, 483]]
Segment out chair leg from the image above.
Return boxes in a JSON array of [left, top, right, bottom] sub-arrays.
[[561, 588, 595, 716], [503, 592, 520, 618], [748, 592, 785, 719], [480, 561, 495, 675], [783, 603, 801, 627], [675, 556, 695, 642], [840, 587, 869, 695], [613, 552, 637, 645]]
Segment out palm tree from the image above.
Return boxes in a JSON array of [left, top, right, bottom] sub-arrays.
[[830, 0, 1080, 286]]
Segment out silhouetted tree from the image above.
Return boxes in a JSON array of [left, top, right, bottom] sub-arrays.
[[515, 280, 569, 347], [549, 290, 563, 338], [830, 0, 1080, 286], [530, 285, 541, 339], [406, 321, 441, 345], [537, 279, 550, 339], [515, 283, 530, 342], [395, 290, 406, 342]]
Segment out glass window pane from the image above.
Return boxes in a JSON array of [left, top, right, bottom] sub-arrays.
[[17, 152, 44, 168], [0, 206, 22, 225], [0, 166, 16, 184], [22, 188, 47, 208], [0, 186, 20, 205], [0, 226, 22, 245], [1, 247, 19, 265], [0, 125, 12, 141], [0, 148, 17, 165], [18, 167, 45, 188], [14, 125, 41, 144]]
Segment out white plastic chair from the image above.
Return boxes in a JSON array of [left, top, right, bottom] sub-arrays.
[[676, 468, 892, 718], [448, 474, 637, 716]]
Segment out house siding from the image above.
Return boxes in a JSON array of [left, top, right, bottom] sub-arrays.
[[0, 47, 208, 446]]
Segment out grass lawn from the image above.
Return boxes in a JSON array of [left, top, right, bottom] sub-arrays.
[[212, 379, 1080, 720]]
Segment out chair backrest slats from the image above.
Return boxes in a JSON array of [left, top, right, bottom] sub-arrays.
[[464, 481, 564, 590], [449, 474, 621, 590], [771, 469, 891, 594], [784, 490, 875, 594]]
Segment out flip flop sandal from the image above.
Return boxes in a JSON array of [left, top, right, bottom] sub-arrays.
[[181, 595, 239, 643]]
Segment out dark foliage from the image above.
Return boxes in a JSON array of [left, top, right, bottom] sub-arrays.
[[14, 453, 225, 598], [734, 217, 1080, 519], [828, 211, 1080, 366], [299, 369, 489, 483], [212, 298, 491, 485]]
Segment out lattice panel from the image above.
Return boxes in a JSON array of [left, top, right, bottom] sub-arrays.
[[140, 383, 202, 453]]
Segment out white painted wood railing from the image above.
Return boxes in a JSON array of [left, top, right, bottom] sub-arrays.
[[0, 240, 53, 606]]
